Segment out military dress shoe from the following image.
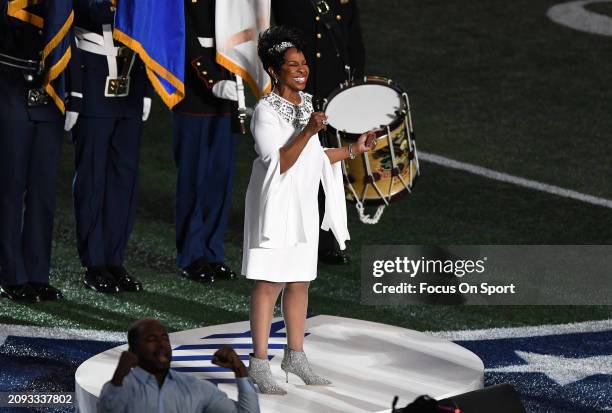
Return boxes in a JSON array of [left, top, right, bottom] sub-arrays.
[[209, 262, 237, 280], [318, 249, 350, 265], [107, 266, 143, 292], [29, 283, 63, 301], [180, 259, 215, 283], [83, 267, 120, 293], [0, 284, 40, 302]]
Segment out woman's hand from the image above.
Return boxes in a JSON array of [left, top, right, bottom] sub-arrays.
[[280, 112, 327, 173], [304, 111, 328, 136], [354, 130, 378, 154]]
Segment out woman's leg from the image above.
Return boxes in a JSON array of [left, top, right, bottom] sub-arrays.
[[281, 281, 310, 351], [250, 280, 285, 359], [280, 281, 331, 385]]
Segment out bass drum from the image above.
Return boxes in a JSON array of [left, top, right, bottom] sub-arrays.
[[324, 76, 420, 223]]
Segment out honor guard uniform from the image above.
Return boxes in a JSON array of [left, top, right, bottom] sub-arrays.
[[272, 0, 365, 265], [72, 0, 151, 293], [173, 0, 239, 283], [0, 1, 81, 302]]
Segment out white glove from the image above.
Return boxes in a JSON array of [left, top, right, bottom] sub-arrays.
[[212, 80, 238, 101], [142, 97, 152, 121], [64, 111, 79, 131]]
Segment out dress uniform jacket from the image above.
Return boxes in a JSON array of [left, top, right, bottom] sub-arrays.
[[0, 3, 81, 286], [272, 0, 365, 98], [73, 0, 151, 117], [173, 0, 234, 116], [172, 0, 237, 268], [0, 4, 82, 121], [71, 0, 151, 268]]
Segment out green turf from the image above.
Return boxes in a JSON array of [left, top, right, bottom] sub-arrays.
[[1, 0, 610, 333]]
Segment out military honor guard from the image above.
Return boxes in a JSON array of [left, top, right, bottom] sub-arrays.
[[0, 0, 81, 302], [272, 0, 366, 265], [172, 0, 240, 283], [71, 0, 151, 293]]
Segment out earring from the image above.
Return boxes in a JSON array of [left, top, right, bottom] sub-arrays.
[[269, 70, 277, 84]]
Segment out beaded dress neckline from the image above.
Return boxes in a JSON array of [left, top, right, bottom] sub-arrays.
[[262, 91, 313, 129]]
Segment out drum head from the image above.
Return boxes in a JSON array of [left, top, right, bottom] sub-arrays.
[[325, 83, 403, 134]]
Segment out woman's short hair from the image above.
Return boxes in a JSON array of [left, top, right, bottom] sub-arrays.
[[257, 25, 307, 72]]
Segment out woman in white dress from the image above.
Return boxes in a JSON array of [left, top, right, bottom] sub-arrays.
[[243, 26, 376, 394]]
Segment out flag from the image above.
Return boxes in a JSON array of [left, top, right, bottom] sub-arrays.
[[215, 0, 272, 99], [6, 0, 74, 113], [40, 0, 73, 114], [113, 0, 185, 109]]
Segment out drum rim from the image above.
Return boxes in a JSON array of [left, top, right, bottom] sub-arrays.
[[324, 76, 407, 141], [346, 176, 415, 206]]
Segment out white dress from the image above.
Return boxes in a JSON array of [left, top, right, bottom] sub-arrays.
[[241, 91, 350, 282]]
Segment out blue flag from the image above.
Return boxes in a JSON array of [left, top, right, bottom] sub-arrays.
[[113, 0, 185, 108]]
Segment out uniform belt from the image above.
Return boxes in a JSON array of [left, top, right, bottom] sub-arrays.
[[74, 24, 136, 97], [74, 26, 123, 57]]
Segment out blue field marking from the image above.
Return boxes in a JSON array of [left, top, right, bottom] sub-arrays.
[[171, 320, 302, 385], [455, 329, 612, 413], [203, 332, 289, 339], [172, 355, 272, 361], [204, 379, 241, 385], [174, 320, 298, 353], [173, 366, 233, 373], [174, 343, 285, 350], [195, 320, 308, 340]]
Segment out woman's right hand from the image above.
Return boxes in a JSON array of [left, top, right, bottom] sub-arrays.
[[304, 111, 328, 136]]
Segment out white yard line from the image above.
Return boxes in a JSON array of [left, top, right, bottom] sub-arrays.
[[0, 323, 125, 346], [420, 151, 612, 210], [427, 319, 612, 341], [2, 318, 610, 346]]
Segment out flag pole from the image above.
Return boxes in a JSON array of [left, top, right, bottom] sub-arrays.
[[235, 74, 247, 134]]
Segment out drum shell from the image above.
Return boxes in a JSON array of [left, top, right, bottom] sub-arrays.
[[336, 121, 418, 205], [323, 76, 419, 206]]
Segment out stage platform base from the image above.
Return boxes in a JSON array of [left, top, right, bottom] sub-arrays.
[[75, 315, 484, 412]]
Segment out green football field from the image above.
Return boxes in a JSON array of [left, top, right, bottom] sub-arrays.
[[1, 0, 611, 333]]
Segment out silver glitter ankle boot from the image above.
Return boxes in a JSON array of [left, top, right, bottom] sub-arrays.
[[248, 354, 287, 395], [280, 345, 332, 385]]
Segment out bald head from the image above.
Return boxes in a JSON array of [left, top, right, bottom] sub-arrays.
[[126, 318, 172, 373], [127, 318, 163, 349]]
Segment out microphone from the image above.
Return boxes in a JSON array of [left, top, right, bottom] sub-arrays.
[[313, 96, 325, 112], [312, 96, 328, 146]]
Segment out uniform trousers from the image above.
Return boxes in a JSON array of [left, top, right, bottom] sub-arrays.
[[172, 113, 235, 268], [0, 118, 63, 285], [72, 116, 142, 268]]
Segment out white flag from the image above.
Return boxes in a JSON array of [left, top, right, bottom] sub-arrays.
[[215, 0, 272, 99]]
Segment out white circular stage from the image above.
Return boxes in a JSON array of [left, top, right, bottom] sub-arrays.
[[75, 315, 483, 413]]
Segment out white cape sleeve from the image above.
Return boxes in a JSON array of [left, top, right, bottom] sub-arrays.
[[320, 151, 350, 250], [250, 102, 307, 249]]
